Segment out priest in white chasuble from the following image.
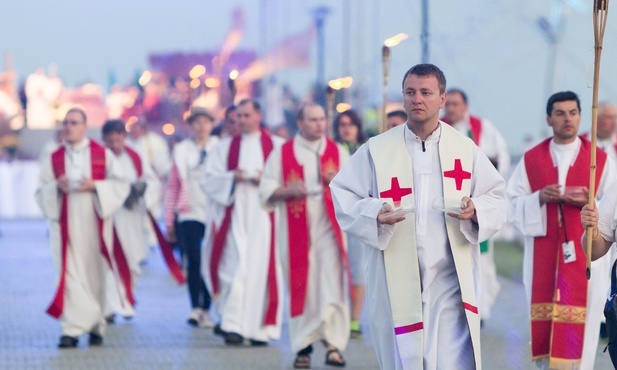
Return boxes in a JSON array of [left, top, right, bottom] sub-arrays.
[[507, 91, 616, 370], [260, 103, 351, 369], [36, 108, 130, 348], [101, 119, 161, 321], [201, 99, 284, 346], [330, 64, 506, 370]]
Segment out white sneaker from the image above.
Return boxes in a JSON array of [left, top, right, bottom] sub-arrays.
[[187, 308, 203, 327], [201, 310, 216, 328]]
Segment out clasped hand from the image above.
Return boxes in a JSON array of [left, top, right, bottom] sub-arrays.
[[57, 175, 96, 193], [540, 184, 589, 207]]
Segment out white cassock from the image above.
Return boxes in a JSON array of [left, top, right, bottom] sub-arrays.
[[201, 131, 284, 341], [127, 131, 172, 180], [330, 124, 506, 370], [597, 135, 617, 276], [36, 138, 130, 337], [104, 148, 160, 318], [507, 137, 616, 370], [259, 135, 351, 353], [127, 131, 171, 245], [451, 115, 510, 321]]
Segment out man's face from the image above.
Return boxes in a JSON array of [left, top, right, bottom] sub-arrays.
[[225, 109, 240, 137], [104, 131, 126, 156], [387, 115, 406, 130], [190, 115, 214, 140], [336, 114, 359, 143], [129, 123, 145, 140], [63, 111, 88, 144], [237, 103, 261, 134], [597, 105, 617, 139], [402, 74, 446, 126], [546, 100, 581, 143], [298, 105, 326, 141], [444, 91, 468, 123]]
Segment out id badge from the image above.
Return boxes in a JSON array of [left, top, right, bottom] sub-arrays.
[[562, 241, 576, 264]]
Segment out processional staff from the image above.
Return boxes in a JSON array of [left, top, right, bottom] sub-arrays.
[[586, 0, 610, 279]]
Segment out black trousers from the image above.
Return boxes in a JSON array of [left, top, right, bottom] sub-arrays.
[[177, 220, 211, 310]]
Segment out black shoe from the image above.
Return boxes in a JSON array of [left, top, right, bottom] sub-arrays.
[[105, 314, 115, 324], [224, 332, 243, 345], [213, 323, 227, 337], [250, 339, 268, 346], [58, 335, 78, 348], [88, 333, 103, 346]]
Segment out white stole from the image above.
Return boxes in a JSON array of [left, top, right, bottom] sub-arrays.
[[368, 122, 481, 369]]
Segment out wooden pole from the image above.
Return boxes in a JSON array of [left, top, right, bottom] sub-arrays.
[[587, 0, 609, 279], [381, 46, 390, 133], [326, 85, 335, 139], [228, 77, 237, 105]]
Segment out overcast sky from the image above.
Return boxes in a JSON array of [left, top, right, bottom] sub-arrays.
[[2, 0, 617, 153]]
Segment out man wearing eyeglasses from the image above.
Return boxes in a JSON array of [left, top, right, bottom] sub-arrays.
[[35, 108, 130, 348]]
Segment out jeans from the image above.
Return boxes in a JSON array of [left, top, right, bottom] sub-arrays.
[[178, 220, 211, 310]]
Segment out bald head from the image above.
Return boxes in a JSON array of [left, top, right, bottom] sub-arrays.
[[598, 102, 617, 139]]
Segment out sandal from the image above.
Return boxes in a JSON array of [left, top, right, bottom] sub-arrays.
[[293, 354, 311, 369], [325, 348, 346, 367]]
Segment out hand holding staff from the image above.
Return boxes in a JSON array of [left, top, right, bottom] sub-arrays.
[[586, 0, 609, 280]]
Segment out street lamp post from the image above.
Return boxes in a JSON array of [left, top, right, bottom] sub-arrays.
[[312, 6, 330, 86]]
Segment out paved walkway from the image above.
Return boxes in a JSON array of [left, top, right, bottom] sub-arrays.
[[0, 219, 612, 369]]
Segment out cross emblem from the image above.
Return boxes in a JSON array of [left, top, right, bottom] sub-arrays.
[[443, 159, 471, 191], [380, 177, 412, 206]]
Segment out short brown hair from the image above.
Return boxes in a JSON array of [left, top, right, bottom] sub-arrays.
[[401, 63, 447, 94]]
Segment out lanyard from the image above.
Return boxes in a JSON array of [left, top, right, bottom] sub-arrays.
[[558, 202, 569, 243]]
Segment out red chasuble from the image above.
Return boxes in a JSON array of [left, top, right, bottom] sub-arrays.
[[524, 137, 606, 364], [209, 130, 279, 325], [48, 140, 134, 319], [125, 147, 185, 284], [281, 138, 353, 317], [441, 115, 483, 145]]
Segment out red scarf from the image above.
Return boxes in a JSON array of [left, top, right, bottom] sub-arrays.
[[48, 140, 134, 318], [282, 137, 353, 317], [524, 137, 606, 364], [210, 130, 279, 325], [124, 146, 185, 284]]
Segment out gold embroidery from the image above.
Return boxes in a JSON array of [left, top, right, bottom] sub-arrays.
[[530, 303, 554, 321], [286, 169, 305, 219], [530, 303, 587, 324], [321, 158, 337, 178], [552, 304, 586, 324]]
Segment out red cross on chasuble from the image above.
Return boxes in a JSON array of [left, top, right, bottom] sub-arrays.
[[443, 158, 471, 191], [379, 177, 412, 207]]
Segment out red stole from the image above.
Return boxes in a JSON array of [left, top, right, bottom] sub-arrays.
[[282, 138, 352, 317], [441, 115, 483, 145], [48, 140, 134, 319], [124, 147, 186, 284], [524, 137, 606, 363], [210, 130, 279, 325]]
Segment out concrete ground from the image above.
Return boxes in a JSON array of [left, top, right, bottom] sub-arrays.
[[0, 219, 612, 369]]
